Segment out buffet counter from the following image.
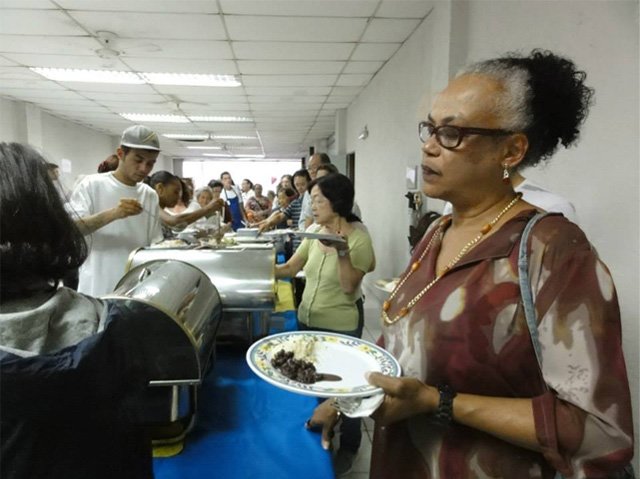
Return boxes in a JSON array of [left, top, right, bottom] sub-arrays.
[[153, 345, 335, 479]]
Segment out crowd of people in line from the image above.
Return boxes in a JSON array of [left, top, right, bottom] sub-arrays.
[[0, 49, 634, 479]]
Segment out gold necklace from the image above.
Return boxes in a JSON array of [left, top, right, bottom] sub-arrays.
[[382, 193, 522, 325]]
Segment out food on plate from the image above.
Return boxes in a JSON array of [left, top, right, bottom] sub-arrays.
[[270, 336, 321, 383], [271, 349, 318, 384], [149, 239, 188, 249]]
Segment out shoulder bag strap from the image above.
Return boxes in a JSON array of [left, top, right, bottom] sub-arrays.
[[517, 212, 566, 479], [517, 212, 550, 370]]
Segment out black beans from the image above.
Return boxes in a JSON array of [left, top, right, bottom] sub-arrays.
[[271, 349, 318, 384]]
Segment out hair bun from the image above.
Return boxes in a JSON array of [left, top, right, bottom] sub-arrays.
[[524, 49, 594, 154]]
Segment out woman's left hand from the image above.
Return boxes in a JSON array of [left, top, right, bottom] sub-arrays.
[[305, 399, 341, 450], [366, 372, 438, 426]]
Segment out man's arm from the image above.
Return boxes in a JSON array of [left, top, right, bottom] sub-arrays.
[[161, 199, 224, 227], [75, 198, 143, 235]]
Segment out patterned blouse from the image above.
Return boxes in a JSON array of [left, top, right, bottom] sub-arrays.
[[371, 210, 633, 479], [245, 195, 272, 222]]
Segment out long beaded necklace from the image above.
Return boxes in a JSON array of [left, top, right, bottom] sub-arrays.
[[382, 193, 522, 325]]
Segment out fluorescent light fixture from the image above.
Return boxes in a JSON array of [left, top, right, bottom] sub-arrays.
[[186, 146, 222, 150], [31, 67, 144, 84], [212, 135, 257, 140], [163, 133, 209, 140], [190, 116, 253, 122], [141, 73, 240, 87], [119, 113, 189, 123], [30, 68, 241, 87], [203, 153, 232, 157], [235, 154, 266, 158]]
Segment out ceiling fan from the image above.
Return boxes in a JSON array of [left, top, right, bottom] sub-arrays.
[[94, 31, 162, 59]]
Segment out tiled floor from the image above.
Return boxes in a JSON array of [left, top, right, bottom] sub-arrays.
[[337, 303, 382, 479]]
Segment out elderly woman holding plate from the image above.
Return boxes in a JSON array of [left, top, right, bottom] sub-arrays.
[[308, 50, 634, 479], [276, 172, 376, 475]]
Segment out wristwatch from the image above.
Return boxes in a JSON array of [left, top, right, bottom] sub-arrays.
[[432, 384, 457, 426], [337, 248, 349, 257]]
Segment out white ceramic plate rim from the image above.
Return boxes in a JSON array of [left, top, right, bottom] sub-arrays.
[[246, 331, 401, 398]]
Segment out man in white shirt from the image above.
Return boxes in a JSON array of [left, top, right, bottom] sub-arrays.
[[69, 125, 163, 296], [298, 153, 332, 230]]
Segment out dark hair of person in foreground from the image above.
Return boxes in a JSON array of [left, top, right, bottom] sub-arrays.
[[0, 142, 88, 299]]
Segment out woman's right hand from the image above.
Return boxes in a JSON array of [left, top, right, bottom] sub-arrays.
[[305, 399, 341, 450], [366, 372, 438, 426]]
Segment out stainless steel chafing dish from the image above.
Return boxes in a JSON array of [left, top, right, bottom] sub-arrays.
[[126, 244, 276, 341], [104, 259, 222, 443]]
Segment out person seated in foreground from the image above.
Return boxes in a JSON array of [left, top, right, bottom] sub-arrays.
[[0, 142, 154, 479]]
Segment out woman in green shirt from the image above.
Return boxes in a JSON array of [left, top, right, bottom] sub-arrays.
[[275, 173, 375, 475]]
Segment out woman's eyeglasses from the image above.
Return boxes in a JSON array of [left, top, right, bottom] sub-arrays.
[[418, 121, 514, 149]]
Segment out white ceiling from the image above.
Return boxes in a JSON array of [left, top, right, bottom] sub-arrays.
[[0, 0, 433, 159]]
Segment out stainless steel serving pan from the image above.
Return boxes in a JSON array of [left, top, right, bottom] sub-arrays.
[[104, 259, 222, 382], [126, 245, 276, 312]]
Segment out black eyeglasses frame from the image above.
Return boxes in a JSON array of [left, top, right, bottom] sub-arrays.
[[418, 121, 515, 149]]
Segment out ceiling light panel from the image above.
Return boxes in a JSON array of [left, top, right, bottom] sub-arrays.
[[163, 133, 210, 140], [119, 113, 189, 123], [225, 16, 367, 42], [30, 67, 142, 84], [232, 42, 354, 61], [70, 11, 227, 40], [189, 116, 253, 122]]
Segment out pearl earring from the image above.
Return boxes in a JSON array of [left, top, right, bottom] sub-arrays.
[[502, 165, 510, 184]]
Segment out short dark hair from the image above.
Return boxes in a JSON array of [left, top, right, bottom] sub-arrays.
[[242, 178, 254, 189], [292, 169, 311, 182], [279, 187, 297, 199], [317, 153, 332, 165], [149, 170, 179, 189], [208, 180, 223, 190], [98, 154, 119, 173], [0, 142, 88, 298], [308, 173, 359, 222], [317, 163, 338, 175]]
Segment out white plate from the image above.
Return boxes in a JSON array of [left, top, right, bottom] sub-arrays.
[[374, 278, 400, 293], [294, 231, 347, 243], [246, 331, 401, 398]]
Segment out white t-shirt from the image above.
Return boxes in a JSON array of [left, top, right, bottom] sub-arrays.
[[69, 173, 163, 297], [441, 178, 578, 224]]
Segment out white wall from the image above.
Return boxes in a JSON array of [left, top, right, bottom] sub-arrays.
[[348, 0, 639, 470]]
